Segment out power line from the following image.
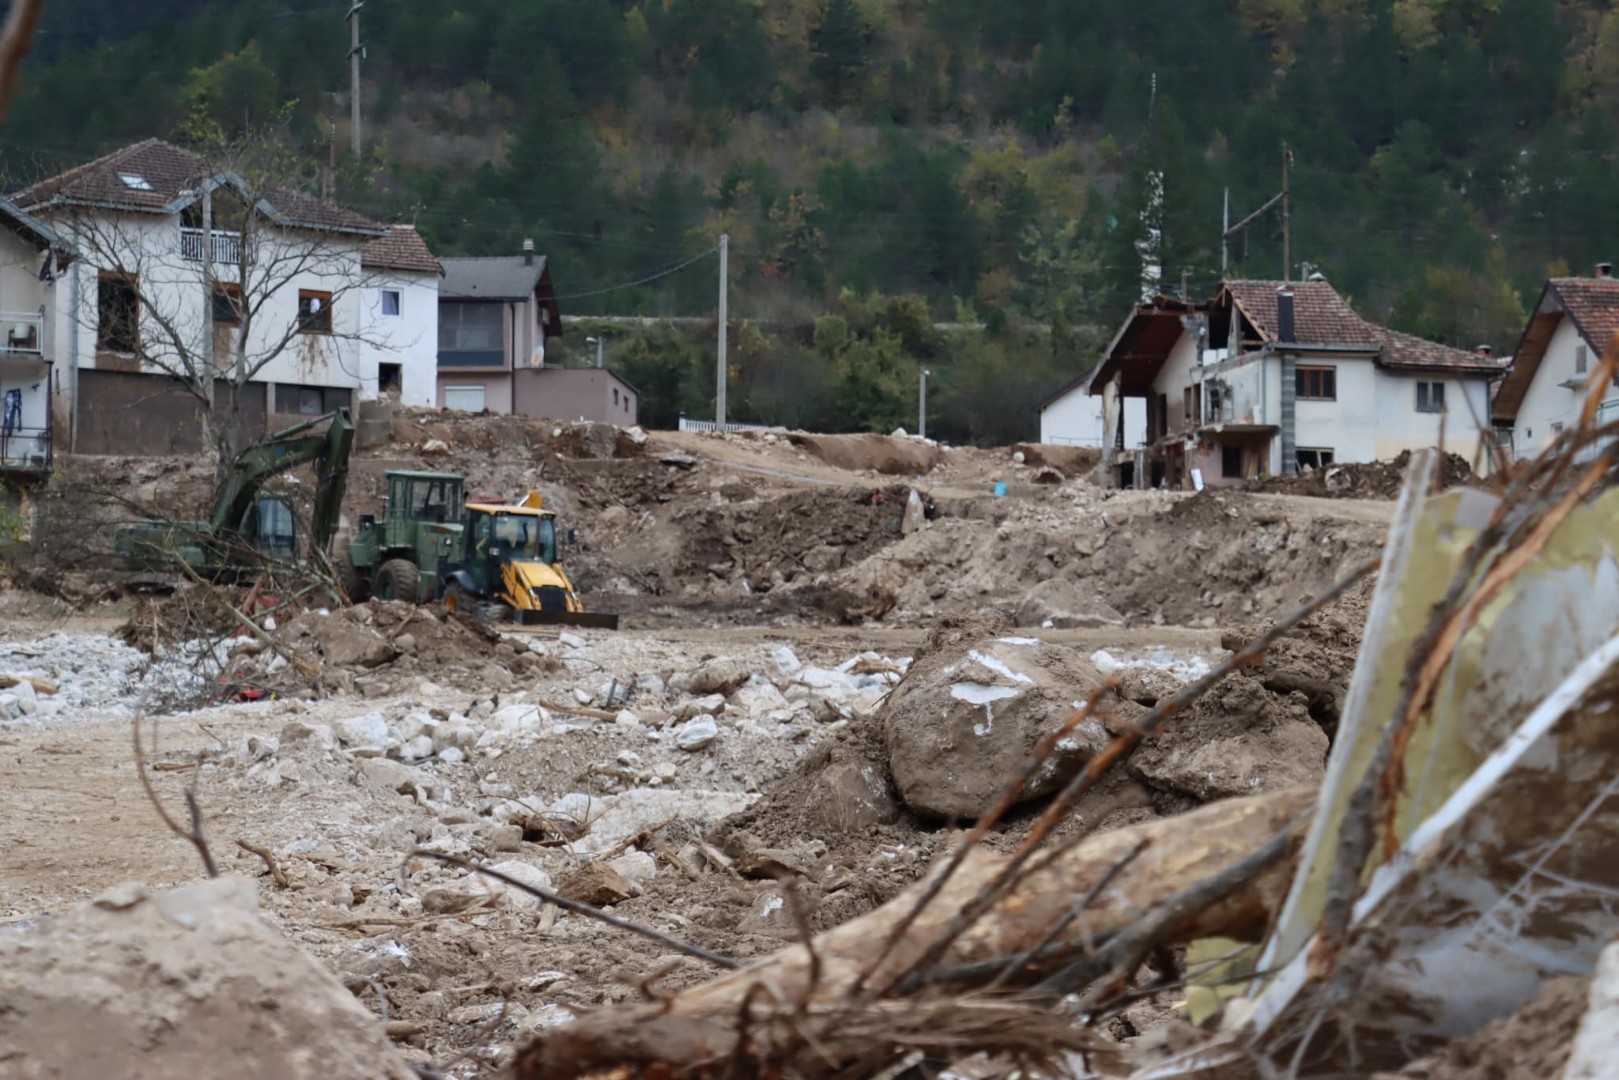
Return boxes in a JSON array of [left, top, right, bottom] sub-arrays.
[[548, 248, 717, 301]]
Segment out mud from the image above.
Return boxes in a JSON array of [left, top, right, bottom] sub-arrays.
[[1246, 449, 1475, 500]]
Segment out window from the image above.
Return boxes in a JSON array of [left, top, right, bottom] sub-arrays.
[[444, 385, 486, 412], [274, 383, 351, 416], [97, 273, 140, 353], [1295, 366, 1336, 401], [1183, 387, 1193, 424], [297, 290, 332, 334], [381, 289, 400, 316], [613, 387, 619, 406], [378, 363, 402, 394], [212, 283, 241, 325], [1297, 448, 1335, 472], [1221, 444, 1244, 479], [1416, 381, 1446, 413], [438, 302, 504, 365], [117, 172, 152, 191], [1577, 344, 1588, 375], [624, 396, 629, 414]]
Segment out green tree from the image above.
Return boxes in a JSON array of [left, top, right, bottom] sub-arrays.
[[811, 0, 870, 103]]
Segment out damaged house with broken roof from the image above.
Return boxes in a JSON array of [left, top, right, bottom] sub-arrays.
[[1085, 277, 1504, 489]]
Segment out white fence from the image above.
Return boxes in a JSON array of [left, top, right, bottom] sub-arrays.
[[678, 416, 778, 434]]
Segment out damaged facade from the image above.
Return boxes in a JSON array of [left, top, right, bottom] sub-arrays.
[[4, 139, 443, 456], [1491, 264, 1619, 460], [1087, 278, 1503, 488]]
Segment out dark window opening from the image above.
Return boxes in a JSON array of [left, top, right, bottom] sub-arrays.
[[381, 289, 400, 316], [298, 289, 333, 334], [378, 363, 402, 394], [1221, 444, 1244, 479], [213, 283, 241, 325], [275, 383, 351, 416], [1295, 366, 1336, 401], [1297, 448, 1335, 472], [1417, 381, 1446, 413], [97, 274, 139, 353]]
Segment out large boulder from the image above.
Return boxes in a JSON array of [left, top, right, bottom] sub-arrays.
[[883, 634, 1135, 820], [0, 877, 415, 1079]]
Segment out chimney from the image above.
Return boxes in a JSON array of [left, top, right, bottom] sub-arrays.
[[1476, 344, 1494, 359], [1597, 262, 1614, 279], [523, 239, 535, 267], [1276, 287, 1296, 344]]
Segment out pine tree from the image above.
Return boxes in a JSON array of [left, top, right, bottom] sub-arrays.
[[812, 0, 869, 103]]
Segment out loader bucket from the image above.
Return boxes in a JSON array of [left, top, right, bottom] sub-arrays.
[[512, 609, 622, 631]]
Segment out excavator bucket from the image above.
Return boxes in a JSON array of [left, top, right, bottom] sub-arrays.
[[512, 609, 621, 630]]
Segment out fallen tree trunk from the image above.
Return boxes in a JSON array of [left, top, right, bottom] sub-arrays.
[[0, 673, 57, 695], [517, 788, 1314, 1080]]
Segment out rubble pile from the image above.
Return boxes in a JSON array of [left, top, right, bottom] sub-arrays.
[[1245, 449, 1475, 500]]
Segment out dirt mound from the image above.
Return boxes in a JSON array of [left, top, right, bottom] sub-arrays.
[[0, 876, 415, 1080], [1376, 973, 1588, 1079], [1012, 443, 1101, 474], [1246, 450, 1473, 500], [787, 432, 941, 476]]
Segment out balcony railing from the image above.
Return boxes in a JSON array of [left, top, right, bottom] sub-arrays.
[[0, 310, 41, 353], [0, 424, 50, 472], [180, 228, 247, 265]]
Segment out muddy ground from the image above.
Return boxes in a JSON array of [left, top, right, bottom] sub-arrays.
[[0, 415, 1406, 1076]]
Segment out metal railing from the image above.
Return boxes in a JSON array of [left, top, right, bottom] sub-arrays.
[[0, 310, 42, 353], [180, 228, 247, 265], [677, 415, 778, 434], [0, 424, 50, 471], [1043, 434, 1104, 447]]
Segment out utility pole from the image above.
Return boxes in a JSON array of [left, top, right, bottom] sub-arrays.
[[347, 2, 364, 157], [586, 335, 604, 368], [918, 369, 930, 440], [1281, 142, 1291, 282], [716, 233, 728, 428], [1221, 187, 1229, 274]]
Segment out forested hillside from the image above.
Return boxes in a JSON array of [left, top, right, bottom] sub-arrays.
[[4, 0, 1618, 439]]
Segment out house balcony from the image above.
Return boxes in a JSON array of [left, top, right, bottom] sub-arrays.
[[0, 354, 53, 476], [180, 228, 248, 265], [0, 311, 42, 354]]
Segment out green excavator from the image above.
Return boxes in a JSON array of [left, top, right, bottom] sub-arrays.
[[113, 409, 355, 584]]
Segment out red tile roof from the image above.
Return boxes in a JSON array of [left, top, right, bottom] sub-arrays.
[[1493, 277, 1619, 422], [361, 224, 442, 275], [10, 139, 383, 235], [1549, 278, 1619, 360], [1223, 279, 1499, 373], [1223, 279, 1379, 348]]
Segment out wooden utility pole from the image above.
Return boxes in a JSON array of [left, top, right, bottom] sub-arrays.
[[1281, 143, 1291, 282], [716, 234, 729, 428], [347, 2, 363, 156]]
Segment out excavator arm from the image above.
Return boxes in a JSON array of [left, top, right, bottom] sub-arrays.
[[209, 409, 355, 555]]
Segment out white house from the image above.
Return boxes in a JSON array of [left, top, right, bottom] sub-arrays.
[[1039, 367, 1146, 451], [1491, 266, 1619, 460], [6, 138, 441, 455], [0, 198, 73, 480], [1087, 279, 1503, 488]]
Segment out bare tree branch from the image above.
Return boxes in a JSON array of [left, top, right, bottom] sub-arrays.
[[0, 0, 44, 123]]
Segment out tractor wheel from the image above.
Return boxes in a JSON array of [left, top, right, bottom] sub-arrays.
[[374, 559, 420, 603], [442, 580, 467, 615], [332, 532, 367, 602]]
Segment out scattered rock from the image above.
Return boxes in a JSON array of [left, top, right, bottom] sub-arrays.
[[557, 862, 639, 906], [675, 716, 719, 751], [901, 488, 926, 534], [485, 860, 554, 911], [605, 850, 658, 888], [335, 711, 391, 750], [676, 658, 750, 696]]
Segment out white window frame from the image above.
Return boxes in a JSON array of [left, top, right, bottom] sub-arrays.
[[1416, 380, 1446, 414], [381, 289, 401, 317]]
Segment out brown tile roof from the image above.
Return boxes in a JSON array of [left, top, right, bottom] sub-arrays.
[[1222, 278, 1498, 373], [1549, 278, 1619, 360], [1223, 279, 1379, 348], [361, 224, 442, 275], [1493, 277, 1619, 422], [10, 138, 384, 235]]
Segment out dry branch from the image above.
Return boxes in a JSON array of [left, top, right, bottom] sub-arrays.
[[236, 837, 289, 887], [513, 788, 1313, 1080], [0, 0, 43, 123]]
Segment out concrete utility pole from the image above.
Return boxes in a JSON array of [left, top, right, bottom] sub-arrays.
[[716, 233, 728, 428], [919, 368, 930, 441], [347, 2, 364, 156], [1281, 142, 1291, 282], [586, 335, 604, 368], [1221, 187, 1229, 273]]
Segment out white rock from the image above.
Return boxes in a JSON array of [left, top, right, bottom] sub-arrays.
[[572, 687, 593, 706], [732, 680, 789, 715], [486, 860, 554, 910], [675, 694, 726, 721], [492, 704, 548, 733], [606, 851, 657, 887], [1012, 451, 1026, 464], [674, 715, 719, 752], [772, 645, 802, 679], [400, 735, 435, 762], [0, 692, 20, 720], [335, 711, 391, 749], [558, 632, 585, 650], [12, 680, 37, 715], [439, 746, 466, 764], [615, 710, 640, 729]]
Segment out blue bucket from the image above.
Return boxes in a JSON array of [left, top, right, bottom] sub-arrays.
[[993, 481, 1008, 497]]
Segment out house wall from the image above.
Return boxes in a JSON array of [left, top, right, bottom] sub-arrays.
[[75, 369, 266, 455], [359, 270, 437, 407], [1154, 331, 1204, 433], [1371, 371, 1491, 460], [1040, 389, 1145, 449], [1292, 356, 1379, 464], [514, 368, 637, 425], [1511, 319, 1610, 459]]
